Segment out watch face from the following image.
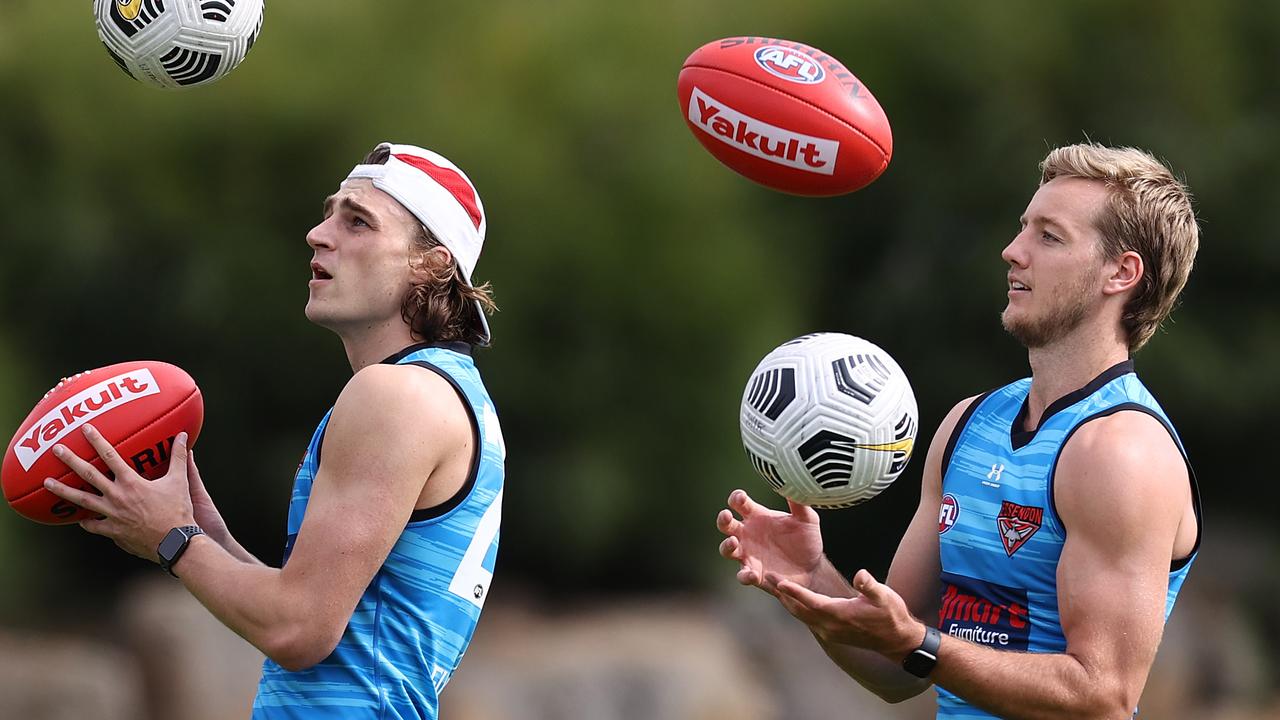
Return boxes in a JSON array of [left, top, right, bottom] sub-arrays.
[[159, 528, 186, 560], [903, 650, 937, 678]]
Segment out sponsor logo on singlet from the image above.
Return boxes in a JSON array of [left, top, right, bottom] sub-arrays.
[[939, 572, 1030, 650]]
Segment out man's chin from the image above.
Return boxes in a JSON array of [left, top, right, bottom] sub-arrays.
[[1001, 312, 1044, 349]]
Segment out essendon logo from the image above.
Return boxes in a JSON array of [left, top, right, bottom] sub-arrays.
[[997, 500, 1043, 556], [688, 88, 839, 175], [14, 369, 160, 470], [754, 46, 825, 84], [938, 572, 1030, 650]]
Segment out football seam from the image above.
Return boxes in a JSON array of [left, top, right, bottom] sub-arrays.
[[4, 388, 202, 505], [682, 63, 891, 167]]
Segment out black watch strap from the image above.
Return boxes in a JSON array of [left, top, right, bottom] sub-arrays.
[[902, 625, 942, 678], [158, 525, 205, 578]]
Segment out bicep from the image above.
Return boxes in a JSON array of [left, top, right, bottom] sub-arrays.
[[279, 367, 466, 628], [1055, 414, 1188, 693]]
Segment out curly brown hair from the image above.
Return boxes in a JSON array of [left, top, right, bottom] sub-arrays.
[[362, 145, 497, 346]]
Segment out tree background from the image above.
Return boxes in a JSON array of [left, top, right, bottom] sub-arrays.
[[0, 1, 1277, 717]]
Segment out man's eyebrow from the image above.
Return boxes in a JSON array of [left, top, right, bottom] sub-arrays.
[[322, 195, 378, 221]]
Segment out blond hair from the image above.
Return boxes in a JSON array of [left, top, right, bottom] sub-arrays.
[[1040, 143, 1199, 352]]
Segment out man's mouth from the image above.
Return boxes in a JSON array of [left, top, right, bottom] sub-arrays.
[[311, 262, 333, 280]]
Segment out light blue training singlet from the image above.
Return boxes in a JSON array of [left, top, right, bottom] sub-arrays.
[[252, 342, 505, 719], [934, 360, 1200, 719]]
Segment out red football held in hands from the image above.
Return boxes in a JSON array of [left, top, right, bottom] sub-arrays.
[[2, 360, 203, 525], [677, 37, 892, 196]]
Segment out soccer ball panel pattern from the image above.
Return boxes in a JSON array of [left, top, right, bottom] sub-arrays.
[[93, 0, 264, 89], [740, 333, 918, 508]]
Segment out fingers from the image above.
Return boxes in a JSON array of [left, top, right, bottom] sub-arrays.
[[80, 424, 134, 480], [776, 578, 830, 612], [79, 517, 113, 537], [51, 443, 115, 496], [43, 478, 111, 517], [719, 535, 741, 560], [727, 489, 763, 518], [716, 509, 742, 537]]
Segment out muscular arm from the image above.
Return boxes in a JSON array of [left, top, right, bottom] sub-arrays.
[[171, 364, 471, 670], [923, 411, 1190, 719]]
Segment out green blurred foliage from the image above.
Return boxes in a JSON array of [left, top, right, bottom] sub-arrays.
[[0, 0, 1276, 618]]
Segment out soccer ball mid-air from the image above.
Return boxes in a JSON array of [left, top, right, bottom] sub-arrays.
[[740, 333, 918, 509], [93, 0, 265, 89]]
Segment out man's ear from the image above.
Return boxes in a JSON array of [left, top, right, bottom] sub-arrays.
[[410, 245, 454, 281], [1103, 250, 1143, 297]]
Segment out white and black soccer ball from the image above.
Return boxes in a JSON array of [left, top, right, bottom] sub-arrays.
[[740, 333, 918, 509], [93, 0, 265, 89]]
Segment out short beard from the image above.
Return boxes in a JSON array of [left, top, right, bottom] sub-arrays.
[[1001, 276, 1095, 349]]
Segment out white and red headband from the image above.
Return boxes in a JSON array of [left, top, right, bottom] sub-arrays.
[[345, 142, 490, 343]]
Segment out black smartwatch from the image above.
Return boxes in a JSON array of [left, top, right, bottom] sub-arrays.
[[158, 525, 205, 577], [902, 625, 942, 678]]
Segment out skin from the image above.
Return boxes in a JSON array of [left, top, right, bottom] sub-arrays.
[[44, 177, 474, 671], [719, 176, 1199, 719]]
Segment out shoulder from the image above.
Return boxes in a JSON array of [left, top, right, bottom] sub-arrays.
[[328, 364, 471, 448], [1055, 410, 1187, 531]]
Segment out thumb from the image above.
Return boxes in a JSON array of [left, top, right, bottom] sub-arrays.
[[167, 432, 190, 479], [785, 498, 820, 524], [851, 569, 889, 604], [187, 448, 202, 487]]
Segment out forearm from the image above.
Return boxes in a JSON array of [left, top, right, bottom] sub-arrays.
[[932, 635, 1133, 720], [818, 636, 933, 702], [171, 535, 335, 669], [805, 559, 933, 702], [202, 526, 264, 566]]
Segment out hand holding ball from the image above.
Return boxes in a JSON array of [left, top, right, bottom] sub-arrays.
[[3, 361, 204, 524]]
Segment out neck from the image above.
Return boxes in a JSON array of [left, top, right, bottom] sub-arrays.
[[1023, 323, 1129, 429], [335, 320, 418, 373]]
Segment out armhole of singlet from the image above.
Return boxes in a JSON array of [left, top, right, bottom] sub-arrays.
[[403, 360, 482, 523], [940, 390, 995, 481], [1047, 402, 1202, 571]]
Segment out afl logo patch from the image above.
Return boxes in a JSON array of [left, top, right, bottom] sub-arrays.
[[754, 46, 825, 84], [115, 0, 144, 21], [939, 493, 959, 534]]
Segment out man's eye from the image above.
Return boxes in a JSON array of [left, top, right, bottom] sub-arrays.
[[1042, 232, 1060, 243], [352, 217, 369, 228]]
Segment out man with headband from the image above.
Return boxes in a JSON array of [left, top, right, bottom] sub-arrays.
[[45, 143, 506, 719]]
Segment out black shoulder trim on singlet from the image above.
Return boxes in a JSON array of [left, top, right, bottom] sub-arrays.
[[380, 341, 473, 365], [940, 391, 996, 479], [1011, 359, 1135, 451], [401, 360, 481, 523], [1047, 401, 1201, 571]]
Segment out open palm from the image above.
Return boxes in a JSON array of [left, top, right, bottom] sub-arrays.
[[717, 489, 825, 595]]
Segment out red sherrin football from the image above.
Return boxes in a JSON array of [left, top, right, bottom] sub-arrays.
[[2, 360, 203, 525], [677, 37, 892, 196]]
